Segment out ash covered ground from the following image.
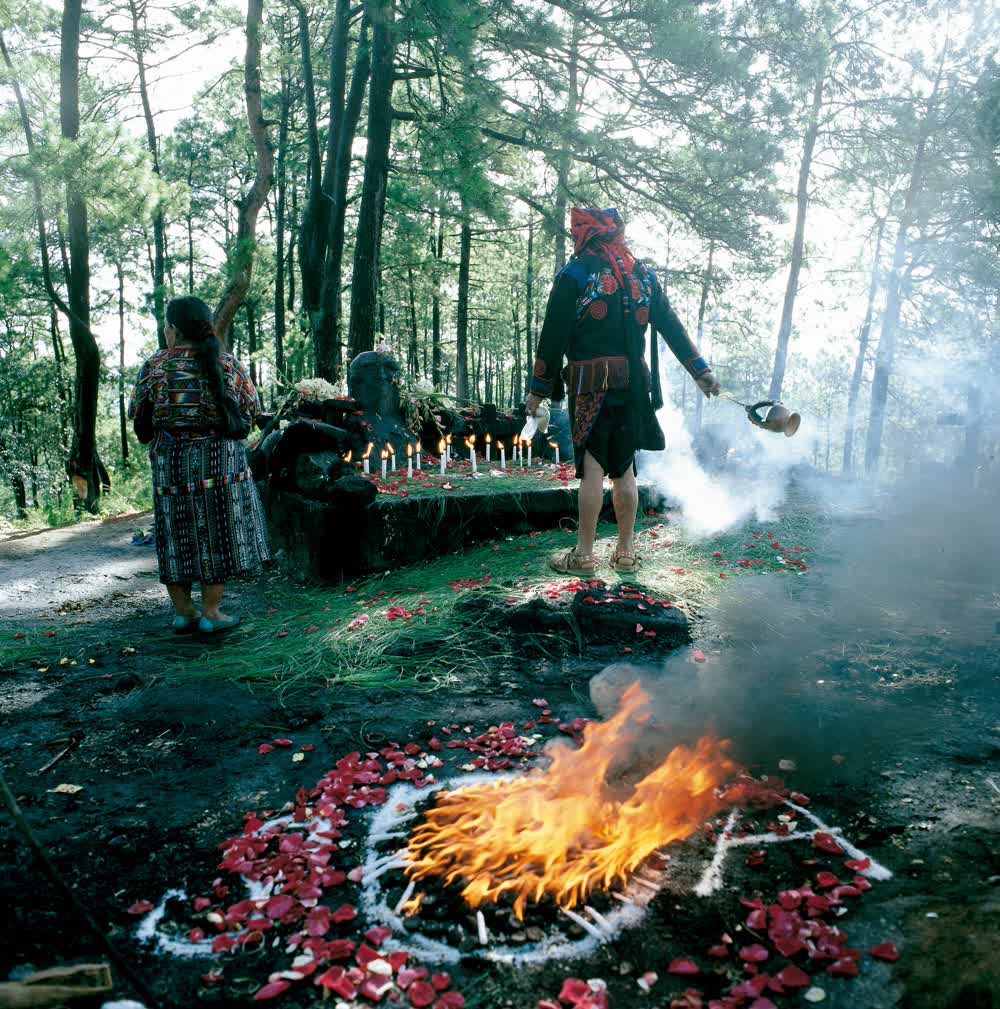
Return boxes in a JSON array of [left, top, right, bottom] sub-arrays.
[[0, 477, 998, 1009]]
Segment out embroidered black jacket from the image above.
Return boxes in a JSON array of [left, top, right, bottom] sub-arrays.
[[529, 254, 710, 451]]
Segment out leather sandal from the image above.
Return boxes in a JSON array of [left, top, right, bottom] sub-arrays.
[[549, 548, 598, 576], [610, 549, 641, 574]]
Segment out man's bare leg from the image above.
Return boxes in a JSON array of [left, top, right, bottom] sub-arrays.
[[577, 451, 606, 557], [612, 463, 638, 557]]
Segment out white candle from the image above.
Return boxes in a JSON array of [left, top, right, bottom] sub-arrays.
[[391, 454, 396, 473], [407, 449, 413, 480], [471, 447, 477, 475], [363, 458, 370, 475], [527, 440, 532, 468], [485, 436, 491, 463], [552, 442, 560, 465], [416, 442, 422, 471], [439, 440, 446, 476], [499, 443, 506, 470], [381, 453, 387, 480]]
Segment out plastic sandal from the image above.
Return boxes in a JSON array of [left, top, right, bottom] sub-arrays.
[[172, 615, 200, 634], [198, 614, 241, 634], [610, 549, 641, 574], [549, 549, 598, 576]]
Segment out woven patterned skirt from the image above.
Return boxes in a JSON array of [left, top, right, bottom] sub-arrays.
[[150, 434, 270, 585]]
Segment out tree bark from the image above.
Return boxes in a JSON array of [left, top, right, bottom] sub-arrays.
[[692, 244, 714, 433], [61, 0, 104, 507], [768, 71, 825, 401], [293, 0, 326, 334], [347, 0, 395, 359], [864, 55, 943, 474], [525, 216, 534, 393], [274, 57, 290, 380], [407, 266, 419, 374], [455, 218, 472, 400], [431, 207, 443, 387], [213, 0, 274, 347], [553, 23, 581, 273], [321, 10, 372, 378], [127, 0, 166, 349], [842, 217, 884, 475], [117, 263, 129, 467]]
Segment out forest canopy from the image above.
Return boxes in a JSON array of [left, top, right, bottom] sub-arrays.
[[0, 0, 997, 521]]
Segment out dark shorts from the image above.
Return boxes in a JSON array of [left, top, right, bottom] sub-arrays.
[[578, 401, 637, 480]]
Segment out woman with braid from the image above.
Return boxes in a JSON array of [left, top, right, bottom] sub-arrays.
[[525, 208, 720, 576], [129, 296, 270, 633]]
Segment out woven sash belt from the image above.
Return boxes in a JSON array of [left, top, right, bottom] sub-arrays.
[[564, 356, 630, 396], [156, 468, 253, 497]]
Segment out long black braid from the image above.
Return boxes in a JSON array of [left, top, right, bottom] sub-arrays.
[[165, 296, 249, 439]]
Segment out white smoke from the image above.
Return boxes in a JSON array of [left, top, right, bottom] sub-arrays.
[[638, 381, 809, 538]]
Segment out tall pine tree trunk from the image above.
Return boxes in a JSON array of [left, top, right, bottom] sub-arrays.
[[348, 0, 394, 359], [692, 245, 714, 433], [274, 58, 290, 379], [62, 0, 103, 507], [128, 0, 166, 348], [455, 218, 472, 400], [214, 0, 274, 347], [431, 208, 443, 387], [117, 263, 129, 467], [842, 217, 884, 474], [864, 55, 943, 474], [553, 24, 580, 273], [769, 71, 825, 401], [407, 266, 419, 374], [323, 11, 371, 376], [525, 217, 534, 391]]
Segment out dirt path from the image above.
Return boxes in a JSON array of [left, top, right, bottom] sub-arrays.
[[0, 514, 159, 622]]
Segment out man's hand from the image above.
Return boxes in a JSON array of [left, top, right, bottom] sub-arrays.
[[525, 393, 545, 416], [696, 370, 721, 398]]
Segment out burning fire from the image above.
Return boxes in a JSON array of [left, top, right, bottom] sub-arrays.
[[406, 683, 733, 919]]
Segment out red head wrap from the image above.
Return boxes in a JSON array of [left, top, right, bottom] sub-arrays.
[[570, 207, 636, 287]]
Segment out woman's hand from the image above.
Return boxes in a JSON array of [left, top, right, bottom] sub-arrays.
[[696, 370, 721, 398], [525, 393, 545, 416]]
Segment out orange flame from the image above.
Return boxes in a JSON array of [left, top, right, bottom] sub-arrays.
[[406, 683, 732, 919]]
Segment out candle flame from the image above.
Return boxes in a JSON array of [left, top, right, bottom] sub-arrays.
[[485, 433, 492, 443], [416, 441, 422, 452], [344, 450, 353, 463], [497, 441, 504, 450], [386, 442, 395, 454], [364, 442, 374, 459], [407, 444, 413, 458], [469, 433, 476, 444], [549, 441, 558, 449], [381, 449, 388, 460], [446, 434, 453, 444], [513, 435, 520, 446]]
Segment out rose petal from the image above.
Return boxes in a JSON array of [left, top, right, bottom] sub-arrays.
[[254, 980, 291, 1000], [668, 959, 700, 976], [127, 900, 154, 915], [812, 832, 844, 855], [739, 945, 769, 963], [409, 981, 438, 1008], [558, 979, 592, 1004], [868, 943, 899, 962], [776, 966, 811, 989], [693, 650, 706, 662]]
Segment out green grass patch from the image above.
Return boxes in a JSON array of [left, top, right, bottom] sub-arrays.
[[167, 507, 825, 694]]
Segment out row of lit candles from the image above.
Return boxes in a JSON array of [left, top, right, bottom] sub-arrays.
[[344, 433, 560, 480]]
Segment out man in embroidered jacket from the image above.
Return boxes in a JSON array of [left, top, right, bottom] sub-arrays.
[[525, 208, 720, 575]]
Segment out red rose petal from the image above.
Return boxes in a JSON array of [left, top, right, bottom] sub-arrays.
[[739, 945, 769, 963], [816, 871, 839, 888], [437, 994, 465, 1009], [558, 979, 592, 1003], [827, 957, 859, 977], [668, 959, 700, 976], [845, 857, 871, 871], [254, 980, 291, 1000], [432, 973, 451, 990], [365, 926, 392, 947], [273, 738, 294, 748], [789, 791, 811, 805], [409, 981, 438, 1008], [707, 945, 729, 958], [693, 650, 706, 662], [776, 965, 811, 989], [869, 942, 900, 962], [812, 831, 845, 855], [331, 903, 357, 924], [127, 900, 154, 915]]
